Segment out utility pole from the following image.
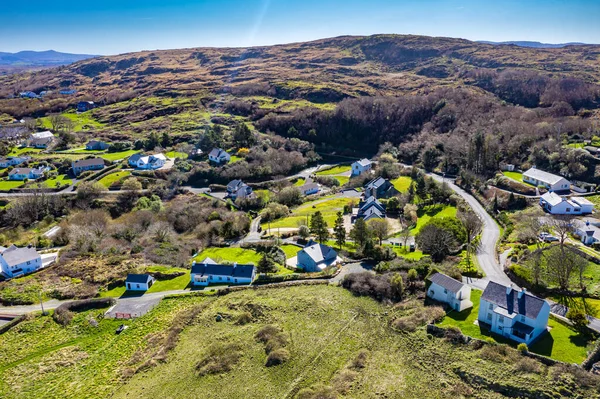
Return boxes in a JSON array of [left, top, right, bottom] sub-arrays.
[[39, 291, 47, 316]]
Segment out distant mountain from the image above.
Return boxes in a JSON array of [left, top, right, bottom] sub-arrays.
[[477, 40, 589, 48], [0, 50, 97, 67]]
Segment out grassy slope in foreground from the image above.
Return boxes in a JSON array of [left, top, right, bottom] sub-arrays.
[[0, 285, 596, 399]]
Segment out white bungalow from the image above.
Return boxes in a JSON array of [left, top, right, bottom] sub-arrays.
[[427, 272, 472, 311], [136, 153, 167, 170], [0, 156, 30, 168], [574, 220, 600, 246], [8, 167, 45, 180], [478, 282, 550, 345], [190, 258, 255, 286], [299, 182, 320, 196], [0, 245, 42, 278], [351, 159, 372, 176], [523, 167, 570, 192], [539, 192, 594, 215], [296, 243, 338, 272], [125, 274, 155, 291]]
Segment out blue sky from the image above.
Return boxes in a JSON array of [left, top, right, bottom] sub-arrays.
[[1, 0, 599, 55]]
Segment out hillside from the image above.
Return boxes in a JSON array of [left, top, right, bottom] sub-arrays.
[[1, 285, 597, 399]]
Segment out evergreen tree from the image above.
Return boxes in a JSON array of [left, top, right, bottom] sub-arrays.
[[257, 253, 277, 274], [416, 175, 426, 199], [350, 218, 371, 249], [233, 122, 255, 148], [161, 132, 171, 148], [333, 211, 346, 249], [310, 211, 329, 243]]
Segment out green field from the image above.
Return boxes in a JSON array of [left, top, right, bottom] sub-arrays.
[[316, 165, 351, 175], [39, 111, 105, 131], [60, 147, 107, 154], [229, 155, 243, 163], [97, 171, 131, 187], [391, 176, 413, 192], [502, 171, 524, 182], [0, 179, 25, 191], [262, 196, 353, 230], [438, 289, 592, 363], [8, 147, 42, 156], [412, 205, 458, 234], [101, 150, 139, 162], [165, 151, 188, 159], [194, 247, 262, 265], [0, 285, 596, 398], [42, 174, 72, 188]]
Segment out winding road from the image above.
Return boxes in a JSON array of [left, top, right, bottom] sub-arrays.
[[427, 173, 511, 285]]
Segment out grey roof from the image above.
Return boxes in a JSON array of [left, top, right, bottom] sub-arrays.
[[73, 158, 105, 168], [354, 158, 372, 167], [209, 148, 229, 158], [428, 273, 465, 293], [9, 167, 42, 175], [365, 177, 387, 190], [125, 274, 153, 284], [359, 196, 385, 213], [129, 153, 143, 162], [191, 263, 255, 279], [1, 245, 40, 267], [300, 243, 337, 264], [523, 168, 568, 185], [300, 183, 319, 193], [481, 281, 547, 319], [31, 137, 53, 145], [227, 179, 243, 190]]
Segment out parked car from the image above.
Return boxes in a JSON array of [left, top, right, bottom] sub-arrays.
[[409, 243, 416, 252], [543, 235, 559, 243]]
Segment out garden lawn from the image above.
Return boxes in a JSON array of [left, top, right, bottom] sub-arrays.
[[334, 176, 349, 186], [316, 165, 351, 175], [261, 196, 353, 229], [388, 246, 425, 260], [39, 111, 105, 131], [293, 178, 305, 187], [101, 150, 139, 162], [8, 147, 42, 156], [229, 155, 242, 163], [147, 271, 191, 292], [438, 289, 592, 363], [166, 151, 188, 159], [194, 247, 262, 264], [42, 174, 72, 188], [280, 244, 302, 259], [98, 171, 131, 188], [391, 176, 413, 192], [0, 180, 24, 191], [502, 171, 524, 182], [60, 148, 107, 154], [412, 205, 457, 234]]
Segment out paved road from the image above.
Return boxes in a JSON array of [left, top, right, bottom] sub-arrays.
[[427, 173, 511, 286]]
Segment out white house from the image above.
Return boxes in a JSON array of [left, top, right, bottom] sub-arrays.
[[478, 282, 550, 345], [136, 153, 167, 170], [0, 245, 42, 278], [299, 182, 320, 196], [128, 153, 143, 167], [427, 272, 473, 311], [8, 167, 44, 180], [190, 257, 255, 286], [227, 179, 245, 195], [353, 196, 385, 222], [539, 192, 594, 215], [72, 158, 105, 175], [523, 167, 570, 192], [574, 220, 600, 246], [351, 159, 372, 176], [125, 274, 155, 291], [208, 148, 231, 164], [0, 156, 30, 168], [296, 243, 338, 272]]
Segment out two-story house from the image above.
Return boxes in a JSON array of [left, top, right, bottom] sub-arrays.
[[208, 148, 231, 164], [353, 196, 385, 222], [351, 159, 372, 176], [0, 245, 42, 279], [478, 281, 550, 345], [364, 177, 398, 199]]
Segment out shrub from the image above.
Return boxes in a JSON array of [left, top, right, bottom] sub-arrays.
[[517, 343, 529, 353], [265, 348, 290, 367], [350, 349, 369, 370], [515, 357, 541, 374], [566, 308, 589, 331], [196, 343, 242, 376], [296, 384, 337, 399], [52, 297, 116, 326], [255, 325, 280, 343], [235, 311, 253, 325], [341, 272, 395, 301]]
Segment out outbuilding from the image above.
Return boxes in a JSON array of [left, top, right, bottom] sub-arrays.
[[427, 272, 472, 311], [125, 274, 155, 291]]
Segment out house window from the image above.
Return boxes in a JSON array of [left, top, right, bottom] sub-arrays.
[[136, 284, 140, 289], [235, 279, 238, 283], [429, 290, 434, 296], [219, 276, 222, 281], [487, 313, 492, 321], [566, 208, 571, 212], [27, 261, 30, 265], [227, 277, 230, 281], [498, 316, 504, 323], [444, 289, 448, 294], [520, 315, 525, 322], [488, 303, 493, 310]]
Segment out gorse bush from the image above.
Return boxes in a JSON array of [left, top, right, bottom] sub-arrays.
[[196, 343, 242, 376]]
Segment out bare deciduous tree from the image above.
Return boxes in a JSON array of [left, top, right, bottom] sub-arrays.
[[368, 219, 390, 245], [459, 210, 483, 271], [416, 224, 456, 262]]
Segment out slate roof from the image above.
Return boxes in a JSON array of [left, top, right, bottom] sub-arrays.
[[481, 281, 547, 319], [209, 148, 229, 158], [523, 168, 567, 185], [73, 158, 104, 168], [428, 273, 465, 294], [354, 158, 372, 167], [9, 167, 42, 176], [227, 179, 243, 190], [300, 243, 337, 264], [1, 245, 40, 267], [31, 137, 53, 146], [300, 183, 319, 193], [365, 177, 387, 190], [129, 153, 143, 163], [125, 274, 153, 284], [191, 263, 255, 279]]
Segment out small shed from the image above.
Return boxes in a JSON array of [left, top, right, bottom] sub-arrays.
[[125, 274, 155, 291]]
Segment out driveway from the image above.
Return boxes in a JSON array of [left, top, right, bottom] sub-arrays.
[[330, 261, 374, 283]]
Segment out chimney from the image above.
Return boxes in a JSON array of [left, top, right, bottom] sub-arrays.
[[518, 288, 526, 315], [233, 262, 237, 269], [506, 286, 514, 314]]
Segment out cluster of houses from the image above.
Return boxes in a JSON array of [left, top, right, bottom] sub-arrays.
[[0, 245, 42, 279], [351, 176, 397, 223], [128, 153, 168, 170], [0, 156, 30, 168], [427, 272, 550, 346]]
